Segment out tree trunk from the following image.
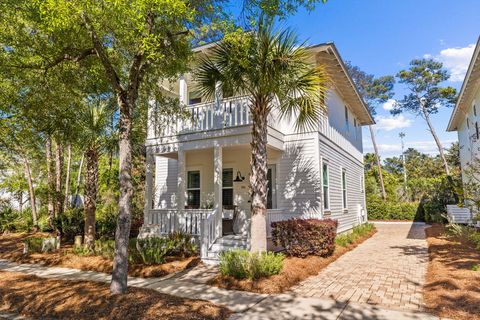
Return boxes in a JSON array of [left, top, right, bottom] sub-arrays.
[[369, 125, 387, 201], [249, 101, 268, 252], [64, 144, 72, 211], [23, 157, 38, 227], [110, 96, 134, 295], [423, 111, 450, 175], [46, 137, 55, 227], [74, 154, 84, 208], [83, 148, 99, 250], [55, 138, 64, 216]]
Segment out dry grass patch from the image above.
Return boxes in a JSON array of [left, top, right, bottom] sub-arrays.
[[0, 271, 230, 320], [0, 232, 199, 278], [424, 224, 480, 320], [210, 227, 376, 294]]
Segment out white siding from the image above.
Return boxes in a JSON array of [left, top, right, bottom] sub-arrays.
[[319, 136, 366, 233], [277, 135, 322, 217], [154, 156, 178, 208]]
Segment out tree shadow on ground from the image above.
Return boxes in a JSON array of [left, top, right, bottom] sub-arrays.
[[0, 271, 230, 320]]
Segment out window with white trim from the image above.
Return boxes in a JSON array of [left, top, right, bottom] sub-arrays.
[[322, 162, 330, 210], [187, 171, 200, 208], [222, 168, 233, 206], [341, 168, 347, 210], [267, 165, 277, 209]]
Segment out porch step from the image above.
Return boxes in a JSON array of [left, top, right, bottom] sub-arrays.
[[203, 235, 250, 264]]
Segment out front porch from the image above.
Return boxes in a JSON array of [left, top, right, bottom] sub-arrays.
[[141, 144, 287, 261]]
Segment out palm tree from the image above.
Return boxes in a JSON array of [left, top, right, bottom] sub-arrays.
[[79, 98, 112, 250], [196, 18, 329, 251]]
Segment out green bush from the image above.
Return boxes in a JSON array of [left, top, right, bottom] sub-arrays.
[[335, 223, 375, 247], [85, 233, 197, 265], [367, 196, 420, 221], [219, 249, 284, 280], [0, 207, 33, 232], [52, 208, 84, 240], [24, 237, 44, 253], [468, 231, 480, 250]]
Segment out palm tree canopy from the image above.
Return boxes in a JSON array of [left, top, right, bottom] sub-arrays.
[[195, 18, 330, 131]]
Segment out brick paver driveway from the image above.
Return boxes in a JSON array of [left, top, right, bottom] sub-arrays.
[[291, 223, 429, 311]]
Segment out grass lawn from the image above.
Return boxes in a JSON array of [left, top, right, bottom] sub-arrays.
[[0, 232, 199, 278], [424, 224, 480, 320], [0, 271, 230, 320], [209, 225, 377, 294]]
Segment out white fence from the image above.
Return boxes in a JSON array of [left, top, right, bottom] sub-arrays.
[[446, 205, 472, 224]]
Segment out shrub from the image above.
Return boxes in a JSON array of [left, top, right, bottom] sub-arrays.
[[467, 231, 480, 250], [271, 219, 337, 258], [136, 237, 174, 265], [366, 196, 420, 221], [0, 207, 33, 232], [24, 237, 43, 253], [219, 249, 284, 280], [166, 232, 197, 257], [52, 208, 84, 240], [335, 223, 375, 247]]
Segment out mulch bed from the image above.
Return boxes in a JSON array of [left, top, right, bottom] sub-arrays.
[[0, 271, 230, 320], [0, 232, 200, 278], [424, 224, 480, 320], [209, 228, 377, 294]]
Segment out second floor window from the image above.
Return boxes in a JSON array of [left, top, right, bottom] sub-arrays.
[[344, 106, 349, 131], [322, 162, 330, 210], [342, 168, 347, 210], [187, 171, 200, 208]]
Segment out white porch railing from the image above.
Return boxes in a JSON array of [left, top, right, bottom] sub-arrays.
[[266, 209, 298, 237], [319, 117, 363, 162], [146, 209, 211, 235], [179, 96, 252, 133], [200, 209, 222, 258]]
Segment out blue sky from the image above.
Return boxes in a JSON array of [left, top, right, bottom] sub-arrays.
[[270, 0, 480, 158]]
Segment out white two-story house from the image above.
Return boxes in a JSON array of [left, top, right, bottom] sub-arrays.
[[447, 36, 480, 218], [140, 42, 373, 261]]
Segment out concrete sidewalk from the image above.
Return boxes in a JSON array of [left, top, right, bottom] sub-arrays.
[[230, 294, 439, 320]]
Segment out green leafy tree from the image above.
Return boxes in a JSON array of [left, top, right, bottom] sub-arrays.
[[392, 59, 457, 175], [196, 18, 329, 251], [346, 63, 395, 201]]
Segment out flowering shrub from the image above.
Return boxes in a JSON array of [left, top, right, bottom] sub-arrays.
[[271, 218, 338, 257]]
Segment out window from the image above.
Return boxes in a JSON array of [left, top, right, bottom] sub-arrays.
[[467, 118, 470, 129], [267, 165, 277, 209], [341, 168, 347, 210], [222, 168, 233, 206], [360, 174, 364, 194], [187, 171, 200, 208], [474, 105, 477, 117], [344, 106, 349, 131], [476, 122, 479, 140], [322, 162, 330, 210]]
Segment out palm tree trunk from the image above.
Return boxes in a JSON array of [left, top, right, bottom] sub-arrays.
[[23, 157, 37, 227], [83, 148, 99, 250], [423, 111, 450, 176], [249, 101, 268, 252], [64, 144, 72, 211], [369, 125, 387, 201], [46, 137, 55, 227], [55, 138, 64, 216], [111, 97, 133, 294], [74, 154, 84, 208]]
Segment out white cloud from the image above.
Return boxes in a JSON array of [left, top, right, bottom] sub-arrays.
[[382, 99, 397, 111], [374, 115, 412, 131], [424, 44, 475, 82]]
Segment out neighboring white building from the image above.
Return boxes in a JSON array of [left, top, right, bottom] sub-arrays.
[[447, 37, 480, 186], [140, 42, 374, 261]]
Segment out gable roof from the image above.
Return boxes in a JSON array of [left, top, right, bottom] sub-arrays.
[[193, 41, 375, 126], [447, 36, 480, 132]]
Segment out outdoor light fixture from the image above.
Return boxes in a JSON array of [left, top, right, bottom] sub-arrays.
[[233, 171, 245, 182]]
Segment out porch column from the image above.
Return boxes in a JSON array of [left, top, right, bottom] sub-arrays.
[[177, 148, 186, 232], [214, 144, 223, 236], [143, 149, 154, 224], [179, 75, 188, 105]]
